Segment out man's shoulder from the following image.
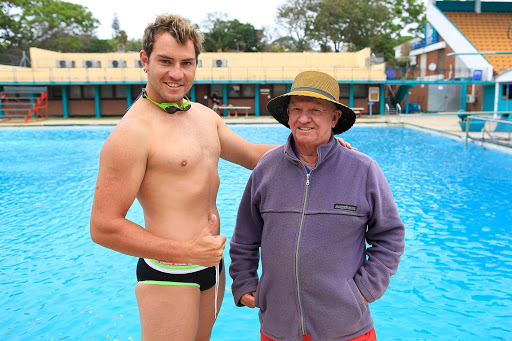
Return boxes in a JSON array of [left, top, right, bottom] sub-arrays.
[[190, 102, 223, 125], [108, 104, 154, 146], [114, 110, 151, 135], [192, 101, 216, 114], [255, 145, 284, 168], [336, 146, 377, 172], [346, 147, 373, 161]]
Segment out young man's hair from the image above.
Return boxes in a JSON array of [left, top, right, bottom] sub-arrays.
[[143, 14, 204, 61]]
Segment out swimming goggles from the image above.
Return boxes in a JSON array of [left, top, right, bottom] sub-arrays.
[[142, 88, 192, 113]]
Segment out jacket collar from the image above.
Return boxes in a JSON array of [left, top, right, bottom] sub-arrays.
[[284, 133, 339, 169]]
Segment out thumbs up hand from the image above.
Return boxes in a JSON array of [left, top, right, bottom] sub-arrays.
[[187, 214, 226, 267]]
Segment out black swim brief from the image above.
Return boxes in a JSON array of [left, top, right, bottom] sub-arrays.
[[136, 258, 223, 291]]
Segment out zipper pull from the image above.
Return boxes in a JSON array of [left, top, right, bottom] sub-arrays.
[[306, 173, 310, 186]]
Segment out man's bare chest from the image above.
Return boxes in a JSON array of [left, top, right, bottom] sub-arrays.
[[147, 122, 221, 173]]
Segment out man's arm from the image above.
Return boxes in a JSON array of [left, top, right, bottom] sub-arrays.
[[229, 173, 263, 307], [216, 116, 357, 169], [353, 160, 405, 303], [216, 116, 276, 170], [90, 119, 225, 267]]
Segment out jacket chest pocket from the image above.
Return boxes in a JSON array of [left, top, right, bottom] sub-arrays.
[[305, 211, 367, 238]]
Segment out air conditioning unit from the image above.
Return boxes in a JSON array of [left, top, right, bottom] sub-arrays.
[[83, 60, 101, 68], [57, 60, 75, 68], [213, 59, 227, 68], [109, 60, 127, 68], [135, 60, 143, 68], [466, 94, 476, 103]]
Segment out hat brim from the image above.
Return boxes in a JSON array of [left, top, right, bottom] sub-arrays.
[[267, 91, 356, 135]]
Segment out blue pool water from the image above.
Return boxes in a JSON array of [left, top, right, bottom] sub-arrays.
[[1, 125, 512, 340]]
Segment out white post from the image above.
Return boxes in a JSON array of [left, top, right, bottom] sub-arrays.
[[494, 81, 500, 119]]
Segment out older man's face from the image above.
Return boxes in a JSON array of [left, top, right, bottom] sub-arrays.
[[287, 96, 341, 147]]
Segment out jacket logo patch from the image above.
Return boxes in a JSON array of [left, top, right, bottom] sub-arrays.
[[334, 204, 357, 211]]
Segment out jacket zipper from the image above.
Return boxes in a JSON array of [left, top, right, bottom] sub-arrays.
[[295, 171, 310, 336]]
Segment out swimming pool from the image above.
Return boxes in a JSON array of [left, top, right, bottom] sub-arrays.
[[1, 125, 511, 340]]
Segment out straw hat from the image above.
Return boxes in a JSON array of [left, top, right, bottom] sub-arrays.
[[267, 71, 356, 135]]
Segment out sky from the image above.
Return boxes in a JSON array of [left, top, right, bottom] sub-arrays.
[[67, 0, 289, 40], [66, 0, 511, 41]]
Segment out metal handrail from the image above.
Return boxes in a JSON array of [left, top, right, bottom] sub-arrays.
[[465, 115, 512, 147], [396, 104, 402, 123]]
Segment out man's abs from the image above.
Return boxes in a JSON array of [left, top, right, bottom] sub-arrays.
[[136, 146, 221, 240]]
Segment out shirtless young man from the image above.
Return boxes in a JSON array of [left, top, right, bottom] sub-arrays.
[[90, 13, 353, 341], [90, 14, 275, 340]]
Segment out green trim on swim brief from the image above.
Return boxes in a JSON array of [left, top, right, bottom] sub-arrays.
[[148, 259, 201, 270], [138, 280, 200, 288]]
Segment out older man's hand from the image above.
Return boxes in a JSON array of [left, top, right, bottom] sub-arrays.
[[336, 137, 358, 151], [240, 291, 256, 308]]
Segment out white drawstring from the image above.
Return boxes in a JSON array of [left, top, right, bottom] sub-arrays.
[[214, 263, 220, 320]]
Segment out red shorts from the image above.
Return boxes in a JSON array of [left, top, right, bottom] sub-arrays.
[[261, 327, 377, 341]]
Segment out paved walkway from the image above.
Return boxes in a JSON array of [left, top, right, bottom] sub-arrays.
[[0, 114, 460, 130], [0, 114, 466, 138], [1, 114, 510, 152]]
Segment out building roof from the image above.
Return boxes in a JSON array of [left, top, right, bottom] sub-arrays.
[[0, 47, 387, 84]]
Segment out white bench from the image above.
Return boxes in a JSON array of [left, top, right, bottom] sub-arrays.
[[351, 107, 365, 118], [219, 105, 251, 117]]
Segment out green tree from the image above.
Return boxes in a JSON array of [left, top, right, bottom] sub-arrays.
[[276, 0, 315, 51], [125, 39, 142, 52], [311, 0, 425, 57], [112, 13, 121, 39], [203, 15, 264, 52], [265, 36, 296, 52], [0, 0, 100, 63], [75, 35, 116, 53]]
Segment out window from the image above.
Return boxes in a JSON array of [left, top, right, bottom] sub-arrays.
[[228, 85, 241, 97], [338, 84, 367, 98], [227, 84, 256, 98], [503, 84, 512, 100], [131, 85, 144, 100], [438, 49, 445, 73], [210, 84, 223, 97], [69, 85, 82, 99], [242, 84, 255, 97], [83, 85, 95, 100], [115, 85, 127, 99], [100, 85, 114, 99], [353, 84, 368, 98], [272, 84, 287, 97], [339, 84, 350, 98], [47, 86, 62, 100]]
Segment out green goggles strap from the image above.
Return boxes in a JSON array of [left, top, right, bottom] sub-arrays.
[[142, 88, 191, 114]]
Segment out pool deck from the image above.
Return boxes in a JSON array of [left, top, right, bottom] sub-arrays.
[[1, 114, 510, 152]]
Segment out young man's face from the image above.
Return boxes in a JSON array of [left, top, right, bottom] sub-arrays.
[[140, 31, 197, 105]]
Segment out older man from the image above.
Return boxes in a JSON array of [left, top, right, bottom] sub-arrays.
[[230, 71, 405, 341]]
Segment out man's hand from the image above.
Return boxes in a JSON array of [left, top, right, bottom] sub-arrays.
[[187, 214, 226, 267], [240, 291, 256, 308], [336, 137, 358, 151]]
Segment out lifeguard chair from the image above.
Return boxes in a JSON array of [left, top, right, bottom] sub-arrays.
[[0, 86, 48, 123]]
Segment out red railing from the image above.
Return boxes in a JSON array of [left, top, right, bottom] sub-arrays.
[[0, 88, 48, 123]]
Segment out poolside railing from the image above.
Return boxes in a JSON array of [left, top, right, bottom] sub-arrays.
[[0, 66, 387, 83], [465, 115, 512, 147]]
